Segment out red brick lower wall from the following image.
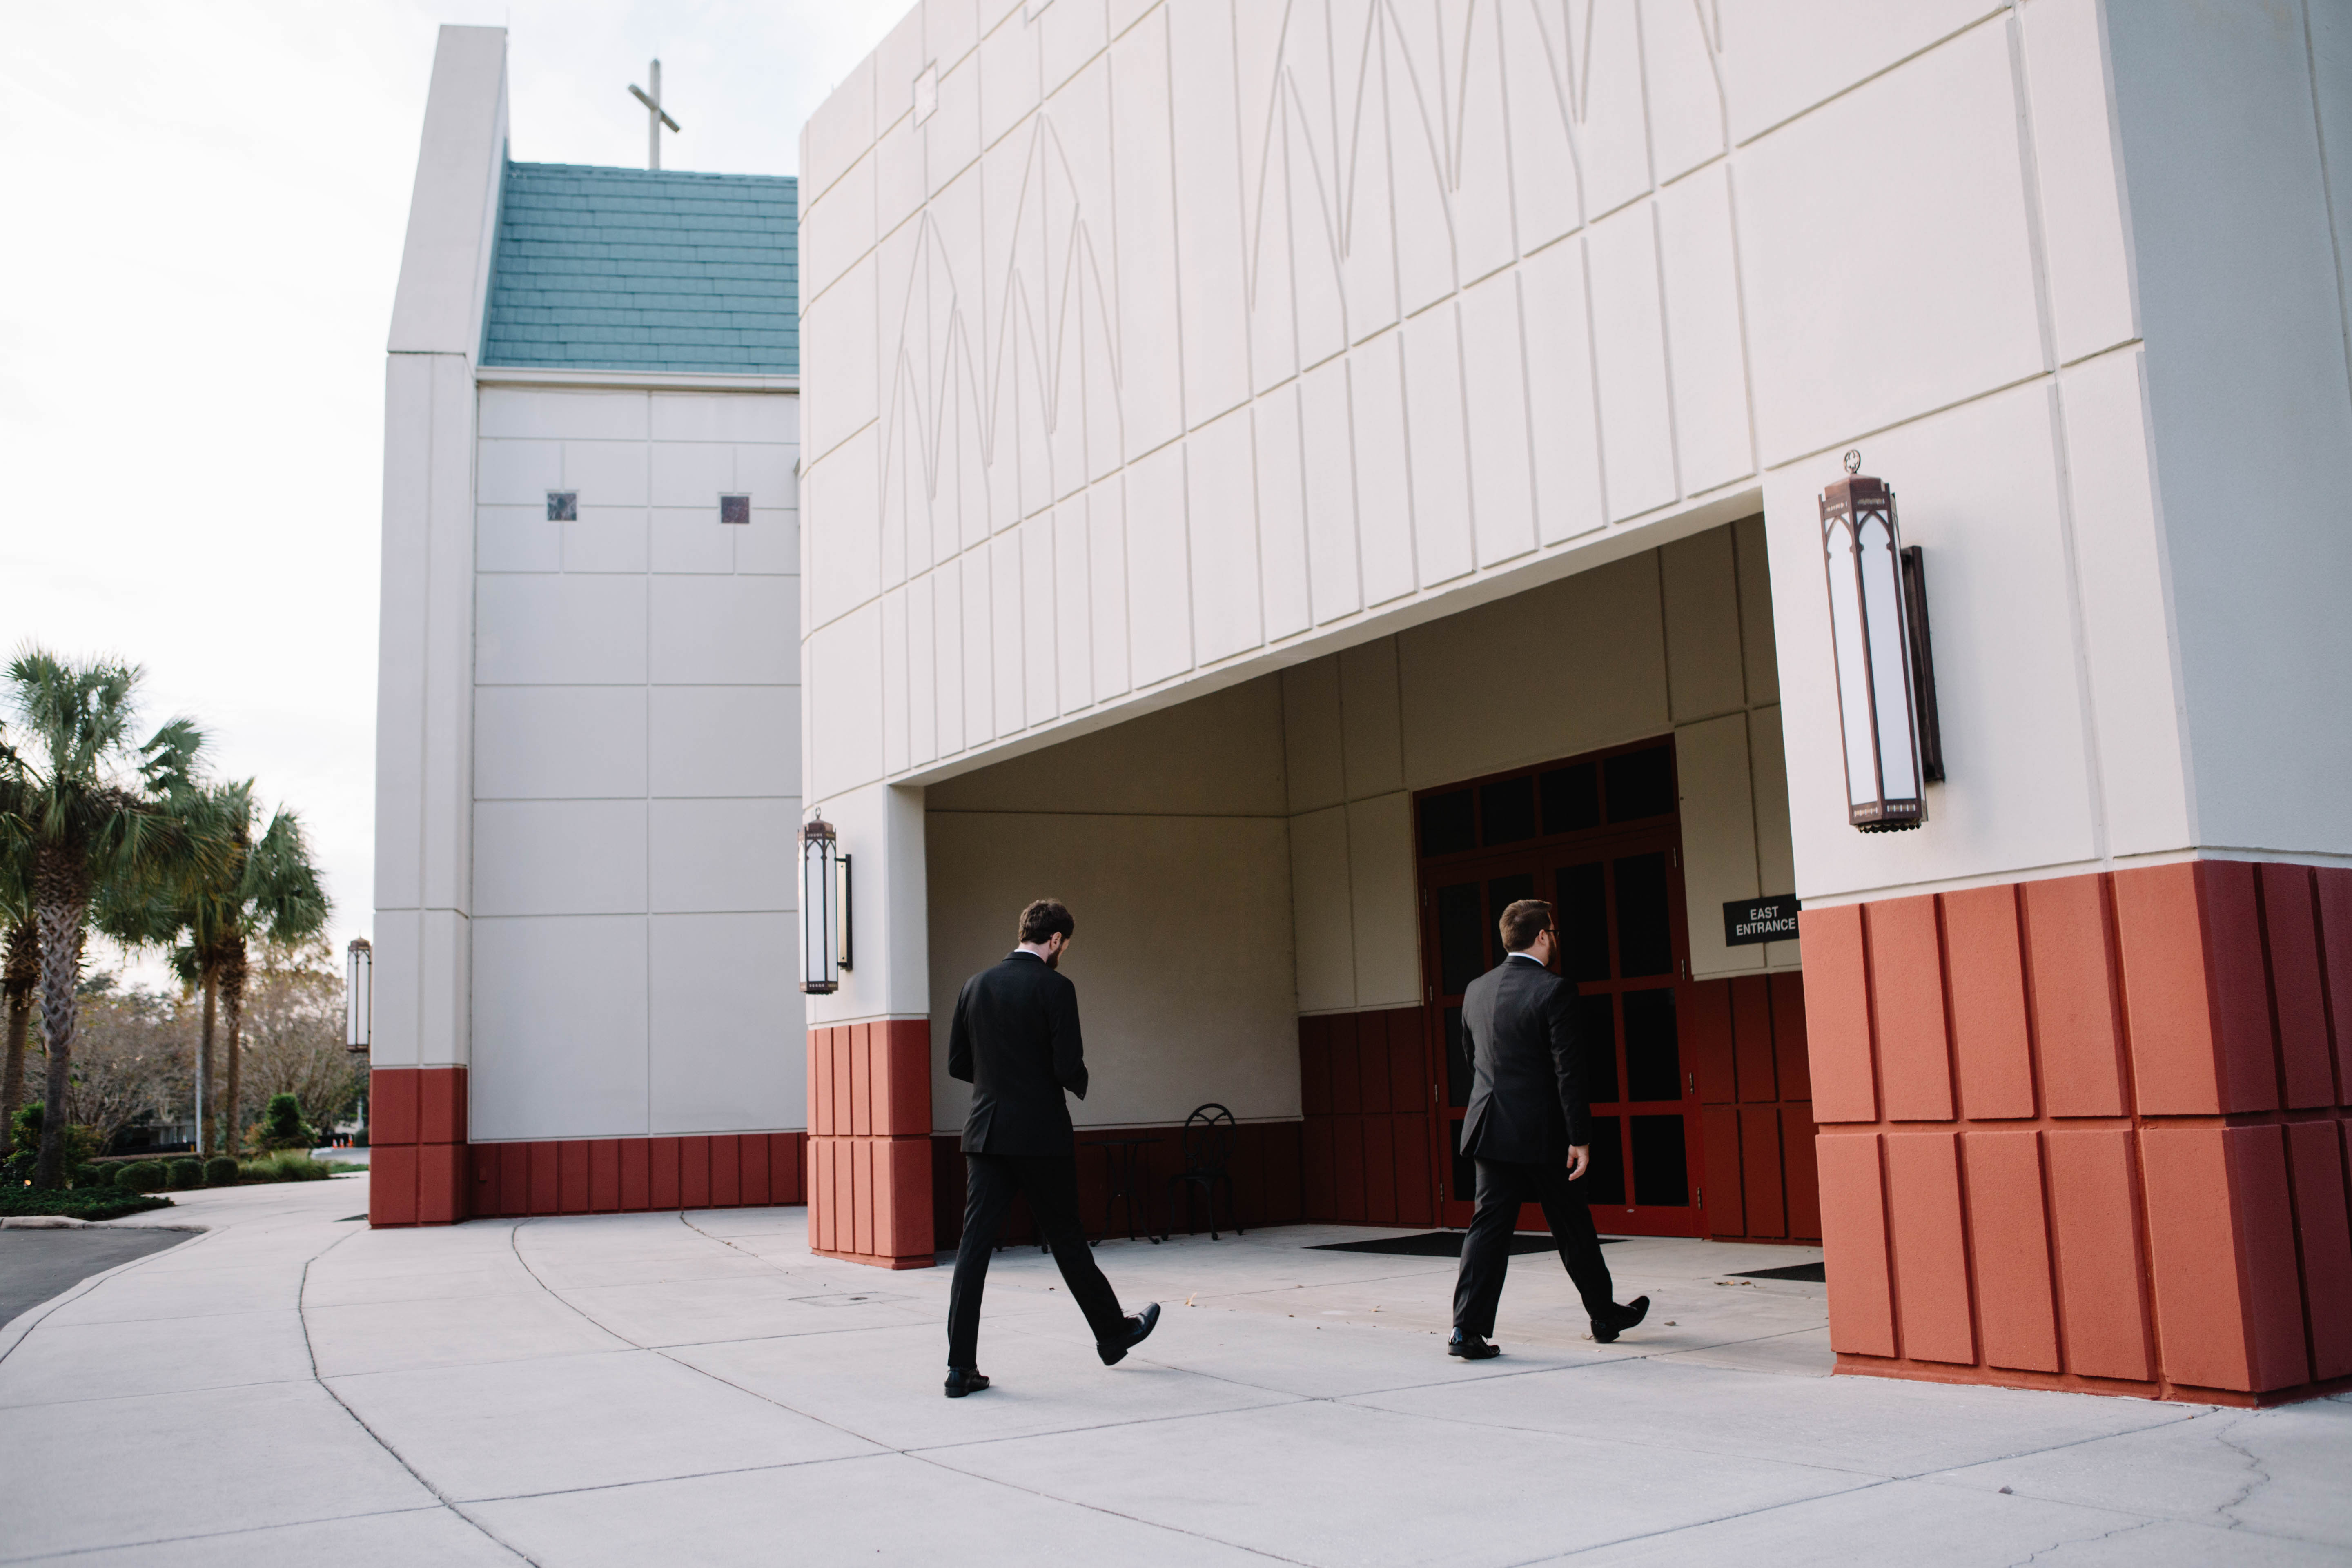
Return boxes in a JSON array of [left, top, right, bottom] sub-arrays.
[[468, 1131, 807, 1218], [808, 1019, 935, 1268], [929, 1121, 1304, 1247], [1299, 1006, 1437, 1225], [368, 1065, 810, 1226], [1805, 860, 2352, 1405], [1690, 973, 1822, 1243]]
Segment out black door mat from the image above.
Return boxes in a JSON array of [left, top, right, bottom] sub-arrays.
[[1313, 1232, 1624, 1258], [1728, 1261, 1826, 1282]]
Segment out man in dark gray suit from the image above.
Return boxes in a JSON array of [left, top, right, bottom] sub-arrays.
[[1449, 897, 1649, 1359], [942, 898, 1159, 1397]]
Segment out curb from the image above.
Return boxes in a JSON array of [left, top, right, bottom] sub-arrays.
[[0, 1216, 209, 1231]]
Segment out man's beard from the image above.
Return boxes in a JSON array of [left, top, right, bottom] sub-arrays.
[[1044, 950, 1060, 970]]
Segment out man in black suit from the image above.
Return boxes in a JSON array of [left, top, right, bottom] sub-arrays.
[[1449, 897, 1649, 1359], [942, 898, 1160, 1397]]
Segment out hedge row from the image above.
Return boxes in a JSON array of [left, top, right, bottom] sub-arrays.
[[0, 1186, 174, 1220]]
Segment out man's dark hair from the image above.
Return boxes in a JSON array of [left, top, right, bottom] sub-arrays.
[[1499, 898, 1554, 953], [1018, 898, 1075, 944]]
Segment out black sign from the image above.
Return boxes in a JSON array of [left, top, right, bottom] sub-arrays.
[[1724, 894, 1800, 947]]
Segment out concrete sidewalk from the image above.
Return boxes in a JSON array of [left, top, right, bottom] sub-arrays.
[[0, 1176, 2343, 1566]]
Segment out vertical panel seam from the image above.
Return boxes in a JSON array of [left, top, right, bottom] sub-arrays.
[[2105, 871, 2175, 1396], [2254, 869, 2295, 1113], [1951, 1128, 1987, 1370], [2278, 1122, 2323, 1384]]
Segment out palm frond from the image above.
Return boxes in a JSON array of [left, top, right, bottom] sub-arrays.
[[138, 717, 205, 798], [244, 806, 330, 940]]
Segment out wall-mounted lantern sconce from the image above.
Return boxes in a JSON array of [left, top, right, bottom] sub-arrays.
[[345, 937, 372, 1054], [800, 812, 853, 993], [1820, 451, 1944, 833]]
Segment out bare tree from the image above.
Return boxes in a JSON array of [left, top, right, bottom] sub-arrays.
[[41, 976, 194, 1152], [237, 935, 363, 1143]]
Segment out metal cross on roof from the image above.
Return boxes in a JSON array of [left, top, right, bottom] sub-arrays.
[[627, 59, 680, 170]]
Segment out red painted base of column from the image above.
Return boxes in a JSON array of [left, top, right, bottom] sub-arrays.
[[1834, 1354, 2352, 1408], [808, 1020, 936, 1269], [369, 1067, 469, 1227], [1804, 861, 2352, 1404]]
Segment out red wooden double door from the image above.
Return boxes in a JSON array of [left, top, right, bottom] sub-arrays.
[[1414, 737, 1709, 1238]]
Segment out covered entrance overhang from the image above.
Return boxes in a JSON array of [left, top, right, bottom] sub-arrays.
[[900, 512, 1807, 1254]]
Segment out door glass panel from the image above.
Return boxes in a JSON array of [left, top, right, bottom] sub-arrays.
[[1450, 1119, 1476, 1206], [1605, 746, 1675, 822], [1540, 762, 1600, 834], [1558, 862, 1610, 981], [1486, 873, 1535, 963], [1631, 1114, 1689, 1206], [1479, 775, 1537, 845], [1579, 992, 1619, 1104], [1580, 1116, 1626, 1206], [1419, 789, 1476, 856], [1613, 853, 1673, 976], [1622, 989, 1680, 1102], [1437, 883, 1485, 996], [1444, 1006, 1471, 1107]]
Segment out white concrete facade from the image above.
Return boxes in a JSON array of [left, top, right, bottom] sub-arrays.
[[799, 0, 2352, 1051], [375, 28, 808, 1144], [468, 382, 804, 1140]]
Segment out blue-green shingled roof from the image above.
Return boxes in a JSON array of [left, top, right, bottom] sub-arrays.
[[481, 161, 797, 374]]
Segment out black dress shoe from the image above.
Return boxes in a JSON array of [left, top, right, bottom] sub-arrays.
[[1590, 1295, 1650, 1345], [1448, 1330, 1501, 1360], [1099, 1301, 1161, 1365], [944, 1367, 991, 1398]]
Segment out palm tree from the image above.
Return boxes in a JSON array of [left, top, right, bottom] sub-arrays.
[[100, 780, 327, 1155], [0, 650, 204, 1188], [1, 848, 36, 1147]]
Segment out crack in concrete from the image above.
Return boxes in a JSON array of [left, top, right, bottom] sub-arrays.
[[298, 1227, 541, 1566], [2207, 1412, 2274, 1530], [2001, 1515, 2159, 1567]]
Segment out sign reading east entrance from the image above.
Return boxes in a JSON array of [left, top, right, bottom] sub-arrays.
[[1724, 894, 1800, 947]]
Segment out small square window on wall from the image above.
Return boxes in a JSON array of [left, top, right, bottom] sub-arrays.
[[719, 493, 751, 525], [546, 491, 577, 522]]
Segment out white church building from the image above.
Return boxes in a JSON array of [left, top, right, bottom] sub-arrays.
[[375, 6, 2352, 1411], [372, 26, 807, 1225]]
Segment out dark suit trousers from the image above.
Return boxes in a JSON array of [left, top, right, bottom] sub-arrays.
[[947, 1152, 1127, 1369], [1452, 1157, 1619, 1336]]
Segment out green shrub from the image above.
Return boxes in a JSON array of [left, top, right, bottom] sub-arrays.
[[7, 1106, 100, 1166], [257, 1094, 316, 1152], [0, 1185, 173, 1220], [203, 1155, 239, 1186], [238, 1150, 329, 1183], [114, 1160, 166, 1192], [166, 1158, 202, 1190]]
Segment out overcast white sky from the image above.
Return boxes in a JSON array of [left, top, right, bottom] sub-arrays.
[[0, 0, 907, 984]]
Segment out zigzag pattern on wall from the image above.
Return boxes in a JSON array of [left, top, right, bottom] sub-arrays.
[[803, 0, 1764, 797]]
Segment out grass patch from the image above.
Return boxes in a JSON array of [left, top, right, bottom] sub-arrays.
[[0, 1186, 175, 1221]]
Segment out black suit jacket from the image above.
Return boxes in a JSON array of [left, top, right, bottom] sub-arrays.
[[948, 951, 1089, 1156], [1457, 954, 1590, 1164]]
